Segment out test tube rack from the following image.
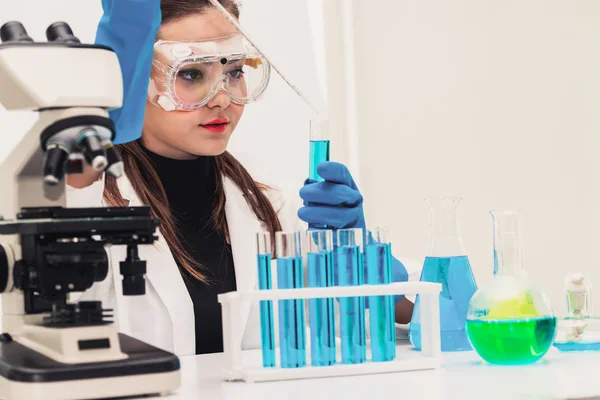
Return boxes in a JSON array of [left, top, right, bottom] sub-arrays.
[[218, 281, 442, 383]]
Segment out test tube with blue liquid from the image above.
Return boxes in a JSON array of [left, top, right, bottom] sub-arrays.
[[365, 228, 396, 362], [256, 232, 275, 367], [336, 228, 367, 364], [306, 229, 336, 366], [276, 231, 306, 368], [309, 119, 330, 181]]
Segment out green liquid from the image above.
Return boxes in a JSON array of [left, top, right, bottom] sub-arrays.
[[466, 317, 557, 365]]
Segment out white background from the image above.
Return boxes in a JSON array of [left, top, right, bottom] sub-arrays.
[[2, 0, 600, 316], [323, 0, 600, 314]]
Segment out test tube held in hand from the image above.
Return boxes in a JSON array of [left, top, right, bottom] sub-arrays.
[[276, 232, 306, 368], [365, 228, 396, 362], [256, 232, 275, 367], [309, 119, 330, 182], [336, 228, 367, 364], [306, 230, 336, 366]]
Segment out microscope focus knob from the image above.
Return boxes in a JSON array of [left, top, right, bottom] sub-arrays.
[[0, 245, 10, 293], [46, 22, 80, 44], [120, 245, 147, 296], [0, 21, 34, 43]]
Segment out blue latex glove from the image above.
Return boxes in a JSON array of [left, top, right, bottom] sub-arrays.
[[95, 0, 161, 144], [298, 161, 409, 303], [298, 161, 365, 231]]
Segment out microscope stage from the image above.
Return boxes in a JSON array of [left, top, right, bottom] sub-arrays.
[[0, 333, 180, 400]]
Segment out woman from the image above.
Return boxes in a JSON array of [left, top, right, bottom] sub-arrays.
[[68, 0, 420, 356]]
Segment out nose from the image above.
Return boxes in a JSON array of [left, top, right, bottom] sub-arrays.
[[207, 80, 231, 109]]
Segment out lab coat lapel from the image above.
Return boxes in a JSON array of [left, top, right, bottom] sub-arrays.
[[223, 177, 262, 335], [115, 176, 261, 351], [116, 177, 195, 355]]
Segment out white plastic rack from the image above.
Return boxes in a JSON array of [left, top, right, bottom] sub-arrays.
[[218, 281, 442, 383]]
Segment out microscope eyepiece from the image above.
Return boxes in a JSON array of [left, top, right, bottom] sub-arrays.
[[46, 22, 80, 44], [0, 21, 34, 43]]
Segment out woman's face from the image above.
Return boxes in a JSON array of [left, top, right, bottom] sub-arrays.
[[143, 9, 244, 159]]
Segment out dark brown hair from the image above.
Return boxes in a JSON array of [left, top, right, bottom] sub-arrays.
[[104, 0, 282, 283]]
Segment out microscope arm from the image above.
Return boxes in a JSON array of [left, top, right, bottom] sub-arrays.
[[0, 21, 157, 328]]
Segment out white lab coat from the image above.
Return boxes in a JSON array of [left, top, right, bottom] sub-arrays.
[[67, 174, 422, 356]]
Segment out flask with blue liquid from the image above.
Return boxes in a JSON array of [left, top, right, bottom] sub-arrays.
[[409, 197, 477, 352]]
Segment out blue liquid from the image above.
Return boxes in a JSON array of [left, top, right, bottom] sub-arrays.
[[277, 257, 306, 368], [309, 140, 330, 181], [409, 256, 477, 352], [554, 342, 600, 352], [337, 245, 366, 364], [365, 243, 396, 362], [493, 250, 498, 275], [307, 251, 336, 366], [257, 254, 275, 367]]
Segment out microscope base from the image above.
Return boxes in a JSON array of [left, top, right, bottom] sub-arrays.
[[0, 333, 180, 400]]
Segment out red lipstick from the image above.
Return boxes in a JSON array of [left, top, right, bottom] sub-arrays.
[[200, 118, 229, 134]]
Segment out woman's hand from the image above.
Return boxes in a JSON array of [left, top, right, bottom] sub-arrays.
[[298, 161, 413, 320], [66, 163, 103, 189], [298, 162, 365, 230], [395, 298, 415, 324]]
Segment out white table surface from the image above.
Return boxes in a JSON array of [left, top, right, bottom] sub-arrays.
[[148, 341, 600, 400]]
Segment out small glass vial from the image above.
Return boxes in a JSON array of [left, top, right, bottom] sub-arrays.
[[565, 273, 592, 319], [554, 274, 600, 351]]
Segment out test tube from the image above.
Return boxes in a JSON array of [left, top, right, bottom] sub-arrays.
[[256, 232, 275, 367], [306, 229, 336, 366], [336, 228, 366, 364], [309, 119, 330, 182], [365, 228, 396, 362], [276, 231, 306, 368]]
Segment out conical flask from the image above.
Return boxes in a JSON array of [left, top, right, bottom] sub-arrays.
[[409, 197, 477, 351], [466, 211, 556, 365]]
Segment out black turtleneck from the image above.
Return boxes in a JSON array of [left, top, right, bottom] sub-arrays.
[[144, 147, 237, 355]]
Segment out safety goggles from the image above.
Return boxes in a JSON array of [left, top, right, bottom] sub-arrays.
[[148, 33, 271, 112]]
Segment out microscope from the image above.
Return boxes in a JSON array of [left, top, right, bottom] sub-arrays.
[[0, 21, 180, 399]]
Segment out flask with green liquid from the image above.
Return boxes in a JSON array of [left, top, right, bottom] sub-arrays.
[[465, 211, 557, 365]]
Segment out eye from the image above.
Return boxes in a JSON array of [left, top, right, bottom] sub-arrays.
[[178, 69, 203, 82], [227, 68, 245, 80]]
